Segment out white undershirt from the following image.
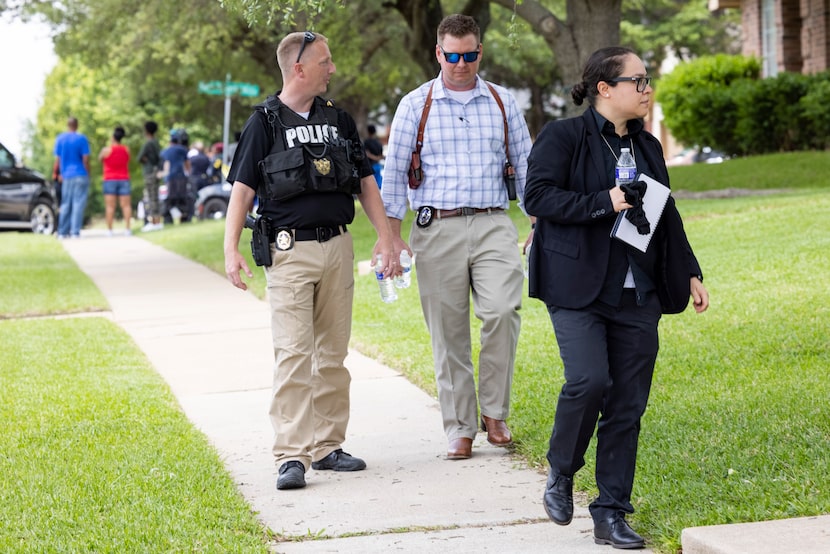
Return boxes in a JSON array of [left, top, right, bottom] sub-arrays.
[[444, 88, 475, 104]]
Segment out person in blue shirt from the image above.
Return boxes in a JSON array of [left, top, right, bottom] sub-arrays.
[[160, 130, 191, 222], [52, 117, 91, 238], [364, 124, 384, 188]]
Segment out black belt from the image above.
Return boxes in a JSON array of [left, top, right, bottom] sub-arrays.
[[270, 224, 347, 243], [435, 207, 504, 219]]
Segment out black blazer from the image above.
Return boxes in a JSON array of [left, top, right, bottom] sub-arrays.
[[524, 108, 702, 311]]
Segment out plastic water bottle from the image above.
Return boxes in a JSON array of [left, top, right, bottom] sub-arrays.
[[394, 250, 412, 289], [615, 147, 637, 187], [375, 254, 398, 303]]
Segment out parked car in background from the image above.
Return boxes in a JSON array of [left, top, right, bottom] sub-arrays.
[[194, 182, 231, 220], [667, 146, 729, 167], [0, 141, 57, 234]]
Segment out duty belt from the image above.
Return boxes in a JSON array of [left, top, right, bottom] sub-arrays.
[[435, 207, 504, 219], [269, 224, 347, 243]]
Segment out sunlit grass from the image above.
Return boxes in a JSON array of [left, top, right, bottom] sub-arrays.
[[0, 317, 270, 552], [0, 234, 108, 317]]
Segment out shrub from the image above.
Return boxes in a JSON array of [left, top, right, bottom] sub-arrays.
[[659, 55, 830, 156], [733, 72, 813, 154], [799, 70, 830, 150], [657, 54, 760, 152]]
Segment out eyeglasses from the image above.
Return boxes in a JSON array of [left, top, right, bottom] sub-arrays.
[[607, 76, 652, 93], [296, 31, 316, 63], [439, 45, 480, 64]]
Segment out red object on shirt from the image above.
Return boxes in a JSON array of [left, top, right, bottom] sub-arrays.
[[103, 144, 130, 180]]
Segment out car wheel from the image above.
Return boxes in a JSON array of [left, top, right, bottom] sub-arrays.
[[30, 200, 56, 234], [202, 197, 228, 220]]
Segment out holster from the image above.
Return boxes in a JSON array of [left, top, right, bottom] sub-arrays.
[[504, 161, 517, 200], [408, 151, 423, 189], [245, 215, 272, 267]]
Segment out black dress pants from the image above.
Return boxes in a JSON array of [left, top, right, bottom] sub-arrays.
[[546, 290, 661, 520]]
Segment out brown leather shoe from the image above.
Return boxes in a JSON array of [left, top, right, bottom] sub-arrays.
[[446, 437, 473, 459], [481, 415, 513, 446]]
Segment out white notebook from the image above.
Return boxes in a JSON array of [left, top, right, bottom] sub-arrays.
[[610, 173, 671, 253]]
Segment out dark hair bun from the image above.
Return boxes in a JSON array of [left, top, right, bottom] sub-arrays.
[[571, 82, 587, 106]]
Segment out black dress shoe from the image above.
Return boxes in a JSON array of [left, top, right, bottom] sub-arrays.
[[593, 513, 645, 549], [542, 470, 573, 525], [276, 461, 306, 490], [311, 449, 366, 471]]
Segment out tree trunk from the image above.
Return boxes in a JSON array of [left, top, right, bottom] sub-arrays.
[[391, 0, 622, 118], [491, 0, 621, 116]]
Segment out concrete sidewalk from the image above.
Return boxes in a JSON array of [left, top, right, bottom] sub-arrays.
[[61, 231, 637, 553]]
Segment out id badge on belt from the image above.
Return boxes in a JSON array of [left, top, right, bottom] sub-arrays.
[[275, 228, 294, 251]]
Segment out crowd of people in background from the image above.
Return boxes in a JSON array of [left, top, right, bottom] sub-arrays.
[[50, 118, 229, 236]]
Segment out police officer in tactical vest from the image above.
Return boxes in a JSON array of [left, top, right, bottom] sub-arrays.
[[223, 31, 395, 491]]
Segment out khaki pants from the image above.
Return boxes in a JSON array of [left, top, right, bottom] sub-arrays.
[[409, 212, 523, 441], [265, 232, 354, 469]]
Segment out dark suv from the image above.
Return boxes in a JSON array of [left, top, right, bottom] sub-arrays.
[[0, 142, 57, 234]]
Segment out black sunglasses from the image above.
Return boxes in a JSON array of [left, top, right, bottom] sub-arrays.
[[296, 31, 316, 63], [439, 45, 480, 64], [608, 76, 652, 93]]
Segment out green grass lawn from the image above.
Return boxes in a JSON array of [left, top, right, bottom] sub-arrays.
[[0, 234, 109, 318], [3, 151, 828, 553], [0, 235, 271, 551]]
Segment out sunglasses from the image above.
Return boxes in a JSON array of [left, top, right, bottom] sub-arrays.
[[607, 76, 652, 93], [439, 45, 480, 64], [296, 31, 316, 63]]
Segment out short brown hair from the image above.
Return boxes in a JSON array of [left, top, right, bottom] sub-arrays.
[[437, 14, 480, 44], [276, 31, 329, 72]]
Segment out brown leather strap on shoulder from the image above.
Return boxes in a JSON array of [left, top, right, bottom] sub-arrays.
[[414, 83, 435, 157], [485, 82, 510, 164]]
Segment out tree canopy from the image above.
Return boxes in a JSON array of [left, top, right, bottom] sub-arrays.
[[5, 0, 739, 175]]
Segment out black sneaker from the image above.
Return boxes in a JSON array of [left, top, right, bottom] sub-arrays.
[[276, 461, 306, 490], [311, 449, 366, 471]]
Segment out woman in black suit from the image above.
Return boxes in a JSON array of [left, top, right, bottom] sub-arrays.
[[524, 46, 709, 549]]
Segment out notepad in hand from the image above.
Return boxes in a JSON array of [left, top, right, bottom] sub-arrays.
[[610, 173, 671, 253]]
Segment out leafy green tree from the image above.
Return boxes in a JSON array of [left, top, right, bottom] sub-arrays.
[[8, 0, 748, 170], [220, 0, 739, 120], [622, 0, 741, 74]]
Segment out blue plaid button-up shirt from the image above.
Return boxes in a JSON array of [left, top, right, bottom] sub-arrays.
[[382, 74, 532, 220]]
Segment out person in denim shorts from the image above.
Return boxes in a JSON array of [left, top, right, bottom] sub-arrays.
[[99, 126, 133, 235]]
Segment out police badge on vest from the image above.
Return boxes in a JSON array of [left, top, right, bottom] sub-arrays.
[[256, 96, 363, 202]]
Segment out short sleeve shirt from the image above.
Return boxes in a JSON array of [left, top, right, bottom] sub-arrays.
[[228, 95, 373, 229]]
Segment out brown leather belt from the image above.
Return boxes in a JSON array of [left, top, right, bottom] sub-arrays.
[[435, 207, 504, 219]]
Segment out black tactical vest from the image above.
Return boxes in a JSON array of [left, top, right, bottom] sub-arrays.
[[256, 96, 363, 202]]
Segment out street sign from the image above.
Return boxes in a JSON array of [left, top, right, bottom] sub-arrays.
[[225, 81, 260, 97], [197, 75, 261, 167], [198, 80, 260, 97], [197, 80, 224, 95]]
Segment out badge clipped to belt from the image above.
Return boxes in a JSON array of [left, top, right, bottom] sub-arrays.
[[416, 206, 434, 228], [275, 228, 294, 251]]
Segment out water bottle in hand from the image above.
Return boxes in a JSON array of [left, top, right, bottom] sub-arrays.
[[615, 147, 637, 187], [394, 250, 412, 289], [375, 254, 397, 303]]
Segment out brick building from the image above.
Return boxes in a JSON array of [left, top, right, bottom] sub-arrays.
[[710, 0, 830, 76]]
